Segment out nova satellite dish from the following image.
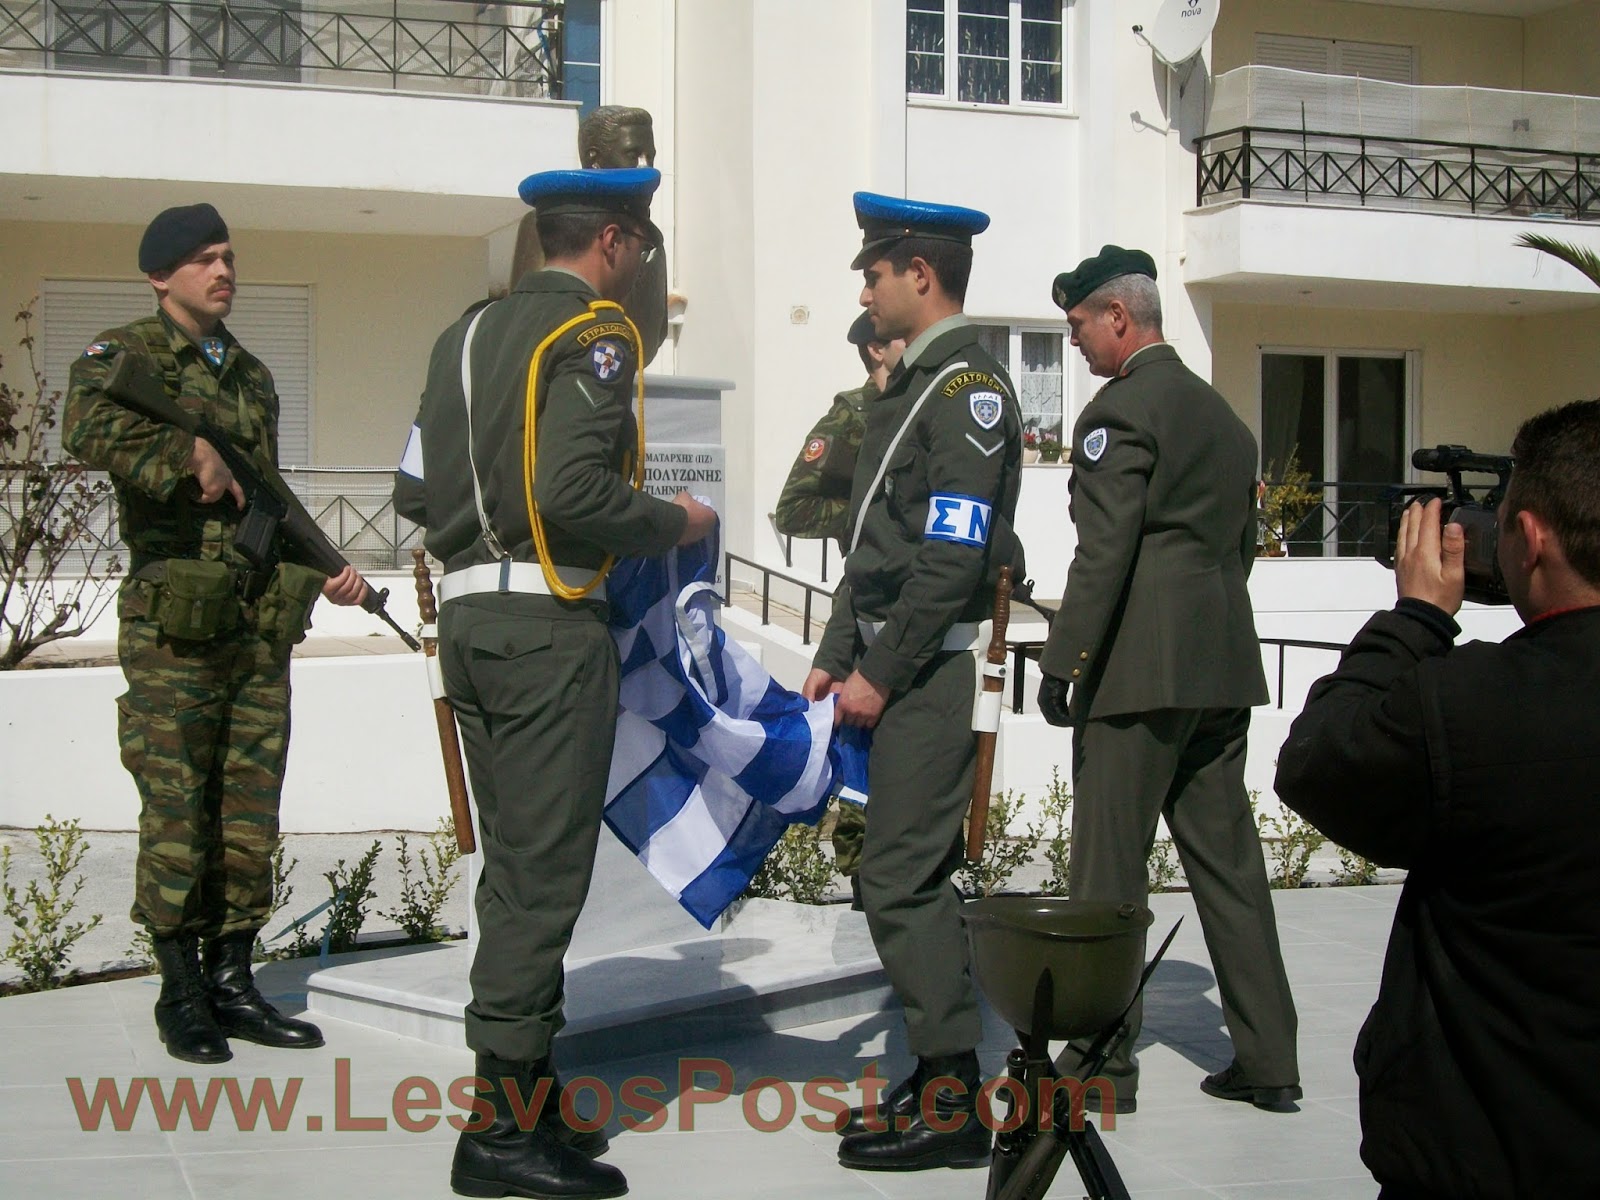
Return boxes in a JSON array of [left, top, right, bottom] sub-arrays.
[[1137, 0, 1221, 68]]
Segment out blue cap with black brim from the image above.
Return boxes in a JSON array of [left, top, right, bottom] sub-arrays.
[[518, 166, 664, 249], [850, 191, 990, 271]]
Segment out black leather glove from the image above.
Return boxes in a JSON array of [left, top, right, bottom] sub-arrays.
[[1037, 674, 1072, 727]]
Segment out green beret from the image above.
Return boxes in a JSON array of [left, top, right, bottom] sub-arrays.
[[1051, 245, 1157, 312], [139, 203, 229, 274]]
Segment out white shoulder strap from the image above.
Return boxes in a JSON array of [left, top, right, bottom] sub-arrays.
[[459, 305, 508, 560], [848, 361, 969, 555]]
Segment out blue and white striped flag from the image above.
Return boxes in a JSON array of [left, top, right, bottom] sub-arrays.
[[604, 530, 869, 928]]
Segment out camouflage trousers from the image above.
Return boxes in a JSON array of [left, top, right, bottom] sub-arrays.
[[831, 797, 866, 877], [116, 617, 292, 939]]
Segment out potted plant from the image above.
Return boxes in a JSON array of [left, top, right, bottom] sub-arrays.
[[1022, 428, 1041, 465], [1258, 447, 1322, 557], [1038, 435, 1063, 464]]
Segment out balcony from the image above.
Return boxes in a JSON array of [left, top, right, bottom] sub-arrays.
[[1196, 66, 1600, 223], [0, 0, 598, 105], [1184, 68, 1600, 313]]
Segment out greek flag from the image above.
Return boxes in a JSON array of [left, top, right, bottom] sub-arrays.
[[604, 531, 869, 928]]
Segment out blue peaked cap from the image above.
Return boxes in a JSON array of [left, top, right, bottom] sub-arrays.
[[851, 190, 990, 269], [517, 166, 663, 247]]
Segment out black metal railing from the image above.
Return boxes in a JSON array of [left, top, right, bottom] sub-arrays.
[[0, 0, 576, 96], [1261, 480, 1396, 559], [1198, 125, 1600, 222], [723, 550, 835, 646], [1258, 636, 1346, 710], [3, 467, 424, 574]]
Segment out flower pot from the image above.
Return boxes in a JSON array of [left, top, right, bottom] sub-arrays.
[[1022, 448, 1041, 465]]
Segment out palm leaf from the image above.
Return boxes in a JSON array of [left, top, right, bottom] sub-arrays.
[[1516, 232, 1600, 289]]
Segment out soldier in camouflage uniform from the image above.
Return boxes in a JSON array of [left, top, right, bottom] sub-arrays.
[[62, 204, 368, 1065], [774, 312, 905, 895], [394, 168, 715, 1200], [804, 193, 1025, 1172]]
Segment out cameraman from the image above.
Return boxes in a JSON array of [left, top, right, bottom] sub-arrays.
[[1275, 398, 1600, 1199]]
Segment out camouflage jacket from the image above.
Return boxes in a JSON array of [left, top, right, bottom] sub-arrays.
[[62, 311, 283, 576], [393, 270, 686, 574], [813, 316, 1026, 693], [773, 379, 878, 547]]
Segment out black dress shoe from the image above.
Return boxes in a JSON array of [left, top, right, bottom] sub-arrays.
[[452, 1055, 626, 1199], [837, 1052, 991, 1172], [204, 932, 324, 1049], [151, 935, 232, 1064], [1200, 1063, 1303, 1112]]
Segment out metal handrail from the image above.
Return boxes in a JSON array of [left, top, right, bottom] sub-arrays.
[[722, 550, 835, 646], [0, 0, 574, 96], [1197, 124, 1599, 221], [1257, 636, 1346, 710]]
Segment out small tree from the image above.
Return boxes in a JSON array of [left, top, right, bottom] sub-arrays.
[[1258, 446, 1322, 557], [0, 303, 121, 668]]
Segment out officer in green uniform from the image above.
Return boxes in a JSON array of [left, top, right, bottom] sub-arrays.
[[775, 311, 905, 895], [1037, 246, 1300, 1114], [803, 192, 1024, 1173], [63, 204, 369, 1065], [393, 168, 715, 1200]]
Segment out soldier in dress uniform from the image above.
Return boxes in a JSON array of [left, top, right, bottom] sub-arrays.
[[63, 203, 368, 1065], [393, 168, 716, 1200], [1037, 246, 1300, 1115], [803, 192, 1025, 1173]]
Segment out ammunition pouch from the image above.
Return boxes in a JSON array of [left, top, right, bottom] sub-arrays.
[[140, 559, 240, 641], [255, 561, 324, 647]]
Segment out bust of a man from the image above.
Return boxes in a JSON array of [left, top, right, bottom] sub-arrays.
[[509, 106, 675, 365]]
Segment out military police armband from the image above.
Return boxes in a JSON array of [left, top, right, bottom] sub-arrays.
[[924, 493, 993, 547]]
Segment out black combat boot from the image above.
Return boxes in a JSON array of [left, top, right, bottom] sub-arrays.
[[203, 931, 324, 1049], [836, 1062, 924, 1136], [545, 1064, 610, 1158], [837, 1051, 991, 1172], [151, 934, 232, 1065], [451, 1054, 627, 1199]]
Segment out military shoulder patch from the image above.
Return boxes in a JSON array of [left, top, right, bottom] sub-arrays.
[[968, 391, 1003, 430], [803, 436, 829, 463], [590, 339, 626, 382], [82, 341, 113, 358], [1082, 427, 1108, 462]]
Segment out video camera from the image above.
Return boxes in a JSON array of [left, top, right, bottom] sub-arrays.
[[1376, 445, 1514, 606]]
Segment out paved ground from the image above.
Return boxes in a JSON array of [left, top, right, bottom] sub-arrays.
[[0, 886, 1399, 1199]]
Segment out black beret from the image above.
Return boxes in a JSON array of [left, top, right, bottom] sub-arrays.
[[1051, 245, 1157, 312], [139, 203, 230, 274], [846, 310, 879, 347]]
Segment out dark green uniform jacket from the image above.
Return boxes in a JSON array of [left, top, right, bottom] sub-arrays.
[[816, 316, 1025, 692], [773, 379, 878, 547], [1041, 343, 1268, 721], [394, 270, 686, 569]]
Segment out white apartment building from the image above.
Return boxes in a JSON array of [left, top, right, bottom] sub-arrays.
[[5, 0, 1597, 590]]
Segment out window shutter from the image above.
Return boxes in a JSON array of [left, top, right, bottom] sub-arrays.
[[39, 280, 312, 465], [1253, 34, 1416, 136]]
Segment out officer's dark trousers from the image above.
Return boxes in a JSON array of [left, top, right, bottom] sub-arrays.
[[440, 594, 619, 1063], [118, 618, 291, 938], [1068, 706, 1298, 1096], [858, 649, 982, 1058]]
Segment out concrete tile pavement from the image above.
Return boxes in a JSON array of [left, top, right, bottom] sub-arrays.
[[0, 887, 1399, 1199]]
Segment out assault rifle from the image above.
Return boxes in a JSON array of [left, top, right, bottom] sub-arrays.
[[102, 350, 420, 650]]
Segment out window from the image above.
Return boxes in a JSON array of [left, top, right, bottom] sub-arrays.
[[1261, 349, 1412, 556], [1253, 34, 1417, 138], [41, 280, 313, 466], [562, 0, 601, 116], [907, 0, 1066, 107], [976, 324, 1065, 439]]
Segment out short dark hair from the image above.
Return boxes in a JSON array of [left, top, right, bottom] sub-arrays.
[[856, 342, 874, 372], [882, 237, 972, 304], [1507, 397, 1600, 585], [536, 211, 614, 260]]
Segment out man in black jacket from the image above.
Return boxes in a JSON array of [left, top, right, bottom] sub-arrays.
[[1276, 398, 1600, 1199]]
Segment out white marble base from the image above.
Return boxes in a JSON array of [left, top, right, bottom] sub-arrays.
[[307, 896, 891, 1066]]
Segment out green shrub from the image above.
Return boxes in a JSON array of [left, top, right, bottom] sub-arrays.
[[1, 816, 104, 990]]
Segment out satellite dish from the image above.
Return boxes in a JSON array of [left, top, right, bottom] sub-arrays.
[[1138, 0, 1221, 68]]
